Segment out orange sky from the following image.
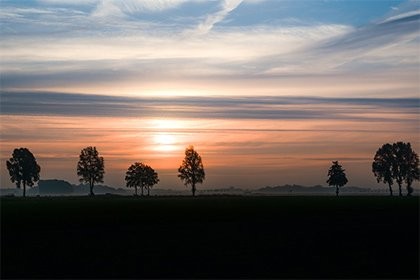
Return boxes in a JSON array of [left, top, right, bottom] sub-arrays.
[[1, 112, 418, 189]]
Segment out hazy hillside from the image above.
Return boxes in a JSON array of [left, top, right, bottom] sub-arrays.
[[2, 179, 415, 196], [0, 180, 131, 196]]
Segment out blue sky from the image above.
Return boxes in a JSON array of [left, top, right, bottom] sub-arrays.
[[1, 0, 419, 97], [0, 0, 419, 189], [0, 0, 409, 29]]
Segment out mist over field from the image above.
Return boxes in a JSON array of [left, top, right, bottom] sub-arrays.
[[1, 179, 418, 197]]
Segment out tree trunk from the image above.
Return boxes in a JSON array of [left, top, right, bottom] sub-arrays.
[[141, 186, 144, 196], [147, 187, 150, 196], [192, 183, 196, 197], [398, 182, 402, 197], [23, 182, 26, 197], [407, 183, 413, 196], [89, 179, 94, 196], [135, 186, 138, 196], [335, 185, 339, 197], [388, 183, 393, 196]]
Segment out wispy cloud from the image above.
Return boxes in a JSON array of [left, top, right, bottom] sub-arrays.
[[2, 91, 418, 123], [1, 1, 418, 97], [194, 0, 243, 35], [39, 0, 192, 12], [91, 0, 192, 19]]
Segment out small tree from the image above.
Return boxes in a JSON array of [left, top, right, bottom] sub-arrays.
[[372, 143, 395, 196], [125, 162, 159, 196], [393, 142, 407, 196], [405, 150, 419, 196], [327, 161, 348, 197], [77, 146, 104, 196], [145, 165, 159, 196], [392, 142, 419, 196], [178, 146, 205, 197], [6, 148, 41, 197]]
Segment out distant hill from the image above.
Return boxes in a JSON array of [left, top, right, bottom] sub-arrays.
[[72, 184, 129, 195], [1, 181, 416, 197], [38, 179, 73, 195], [199, 186, 246, 195], [0, 180, 132, 196], [254, 184, 379, 194]]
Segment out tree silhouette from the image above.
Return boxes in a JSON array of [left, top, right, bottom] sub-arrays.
[[178, 146, 205, 197], [145, 165, 159, 196], [6, 148, 41, 197], [392, 142, 419, 196], [125, 162, 159, 196], [77, 146, 104, 196], [372, 143, 395, 196], [405, 150, 419, 196], [405, 151, 420, 196], [327, 161, 348, 197], [373, 142, 419, 196]]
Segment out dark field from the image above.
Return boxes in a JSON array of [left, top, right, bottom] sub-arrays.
[[1, 195, 419, 279]]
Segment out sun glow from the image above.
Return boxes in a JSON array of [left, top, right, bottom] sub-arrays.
[[155, 133, 175, 145], [149, 118, 188, 130], [153, 133, 177, 152], [150, 118, 183, 152]]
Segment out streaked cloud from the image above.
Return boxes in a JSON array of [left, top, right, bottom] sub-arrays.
[[1, 91, 418, 123], [194, 0, 243, 35], [1, 1, 418, 95]]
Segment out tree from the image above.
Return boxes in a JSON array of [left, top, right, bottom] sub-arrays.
[[144, 165, 159, 196], [372, 142, 419, 196], [178, 146, 205, 197], [327, 161, 348, 197], [392, 142, 419, 196], [77, 146, 104, 196], [405, 150, 419, 196], [372, 143, 395, 196], [6, 148, 41, 197], [125, 162, 159, 196]]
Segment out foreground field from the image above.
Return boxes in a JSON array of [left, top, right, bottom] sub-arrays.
[[1, 195, 419, 278]]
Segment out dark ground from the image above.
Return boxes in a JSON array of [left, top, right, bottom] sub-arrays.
[[1, 195, 419, 279]]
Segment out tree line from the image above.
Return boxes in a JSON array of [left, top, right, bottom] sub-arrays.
[[6, 145, 205, 197], [5, 142, 419, 197]]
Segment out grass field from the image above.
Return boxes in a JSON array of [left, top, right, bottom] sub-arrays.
[[1, 195, 419, 278]]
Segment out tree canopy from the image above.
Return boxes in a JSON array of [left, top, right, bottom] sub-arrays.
[[77, 146, 104, 196], [405, 149, 419, 196], [125, 162, 159, 196], [327, 161, 348, 197], [6, 148, 41, 197], [372, 142, 419, 196], [178, 146, 205, 197], [372, 143, 395, 196]]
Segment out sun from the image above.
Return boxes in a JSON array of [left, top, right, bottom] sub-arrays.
[[153, 133, 177, 151], [148, 118, 188, 152], [154, 133, 175, 145]]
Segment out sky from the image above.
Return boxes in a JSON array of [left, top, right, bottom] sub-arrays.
[[0, 0, 419, 190]]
